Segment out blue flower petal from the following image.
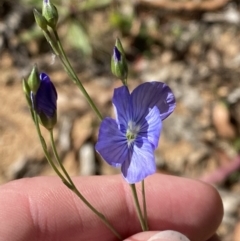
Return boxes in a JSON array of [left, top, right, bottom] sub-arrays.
[[95, 117, 128, 167], [131, 82, 176, 121], [35, 73, 57, 117], [112, 86, 131, 128], [139, 106, 162, 149], [121, 139, 156, 183]]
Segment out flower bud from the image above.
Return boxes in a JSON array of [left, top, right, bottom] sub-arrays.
[[33, 72, 58, 130], [27, 65, 40, 94], [111, 38, 128, 85], [42, 0, 58, 29], [33, 8, 48, 31]]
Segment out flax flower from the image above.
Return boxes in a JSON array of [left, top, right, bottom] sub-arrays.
[[96, 82, 175, 183]]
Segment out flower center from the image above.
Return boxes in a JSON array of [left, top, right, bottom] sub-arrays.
[[126, 121, 140, 146]]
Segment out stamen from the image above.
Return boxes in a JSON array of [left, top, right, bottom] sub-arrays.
[[126, 121, 140, 146]]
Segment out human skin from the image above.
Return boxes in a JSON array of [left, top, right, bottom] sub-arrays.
[[0, 174, 223, 241]]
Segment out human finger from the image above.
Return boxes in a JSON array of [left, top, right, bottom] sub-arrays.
[[0, 174, 223, 241]]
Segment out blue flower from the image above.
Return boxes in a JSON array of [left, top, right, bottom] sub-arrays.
[[95, 82, 176, 183], [31, 73, 58, 130], [32, 73, 57, 117]]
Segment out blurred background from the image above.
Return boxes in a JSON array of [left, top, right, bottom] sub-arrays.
[[1, 0, 240, 240]]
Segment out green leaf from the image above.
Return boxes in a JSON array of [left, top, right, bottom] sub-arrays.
[[66, 21, 92, 56]]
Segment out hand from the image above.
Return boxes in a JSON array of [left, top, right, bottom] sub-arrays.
[[0, 174, 223, 241]]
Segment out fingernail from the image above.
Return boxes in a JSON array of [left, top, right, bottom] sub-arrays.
[[147, 230, 190, 241]]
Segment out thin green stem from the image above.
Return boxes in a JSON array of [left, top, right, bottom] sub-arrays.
[[42, 28, 102, 120], [34, 22, 123, 238], [42, 30, 77, 86], [130, 184, 147, 231], [39, 27, 122, 239], [49, 130, 122, 240], [43, 30, 79, 88], [141, 180, 149, 230], [33, 112, 70, 186], [42, 30, 60, 56], [68, 185, 122, 240], [52, 29, 103, 121], [49, 130, 74, 185]]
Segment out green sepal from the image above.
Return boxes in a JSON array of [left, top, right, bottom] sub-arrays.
[[42, 0, 59, 29], [33, 8, 48, 31], [22, 78, 32, 108], [27, 65, 40, 94], [115, 38, 125, 54], [38, 112, 57, 130]]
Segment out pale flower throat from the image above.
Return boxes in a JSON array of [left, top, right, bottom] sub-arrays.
[[126, 120, 140, 146]]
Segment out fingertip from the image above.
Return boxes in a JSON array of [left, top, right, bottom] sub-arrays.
[[198, 181, 224, 234], [124, 230, 190, 241], [142, 175, 223, 241]]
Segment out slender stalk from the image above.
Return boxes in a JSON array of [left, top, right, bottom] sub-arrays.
[[42, 31, 80, 86], [33, 112, 70, 186], [141, 180, 149, 230], [52, 29, 103, 121], [49, 130, 74, 185], [68, 185, 122, 240], [49, 130, 122, 240], [33, 116, 122, 239], [42, 30, 60, 56], [41, 28, 102, 120], [130, 184, 147, 231], [40, 27, 122, 238]]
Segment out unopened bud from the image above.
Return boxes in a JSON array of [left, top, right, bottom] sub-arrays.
[[111, 38, 128, 85], [42, 0, 58, 29], [33, 73, 58, 130]]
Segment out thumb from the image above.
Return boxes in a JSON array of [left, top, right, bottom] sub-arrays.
[[124, 230, 190, 241]]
